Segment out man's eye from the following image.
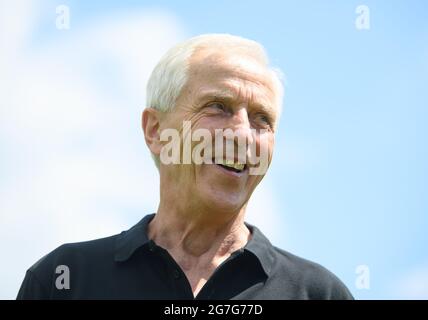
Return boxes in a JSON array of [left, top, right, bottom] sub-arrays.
[[255, 113, 272, 127], [206, 102, 227, 112]]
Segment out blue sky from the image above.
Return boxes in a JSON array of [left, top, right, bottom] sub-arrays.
[[1, 0, 427, 299]]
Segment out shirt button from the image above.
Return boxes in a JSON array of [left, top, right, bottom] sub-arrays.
[[173, 269, 180, 279]]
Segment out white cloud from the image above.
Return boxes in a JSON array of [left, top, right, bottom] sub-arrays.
[[0, 1, 285, 300], [394, 264, 428, 299], [0, 1, 185, 299]]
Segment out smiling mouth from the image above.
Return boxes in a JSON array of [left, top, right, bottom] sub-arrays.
[[215, 159, 247, 173]]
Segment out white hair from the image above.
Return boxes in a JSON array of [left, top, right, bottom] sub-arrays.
[[145, 33, 284, 168]]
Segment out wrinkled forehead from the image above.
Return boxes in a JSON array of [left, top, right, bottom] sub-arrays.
[[186, 47, 278, 108]]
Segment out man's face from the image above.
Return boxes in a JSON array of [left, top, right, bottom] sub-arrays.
[[158, 48, 278, 215]]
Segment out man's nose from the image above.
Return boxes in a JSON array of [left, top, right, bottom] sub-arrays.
[[232, 107, 250, 128], [229, 107, 254, 148]]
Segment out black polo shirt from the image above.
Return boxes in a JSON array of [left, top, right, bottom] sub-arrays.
[[17, 214, 353, 300]]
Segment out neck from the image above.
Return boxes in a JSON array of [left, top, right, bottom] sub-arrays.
[[149, 173, 252, 296], [148, 203, 250, 258]]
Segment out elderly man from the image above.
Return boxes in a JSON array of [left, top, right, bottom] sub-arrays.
[[17, 34, 353, 299]]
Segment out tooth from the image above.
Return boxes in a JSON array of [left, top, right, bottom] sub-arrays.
[[235, 164, 245, 170], [229, 162, 245, 170], [219, 159, 245, 171], [225, 159, 234, 166]]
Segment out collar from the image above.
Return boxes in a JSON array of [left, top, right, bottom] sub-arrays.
[[114, 213, 275, 276], [114, 214, 153, 262]]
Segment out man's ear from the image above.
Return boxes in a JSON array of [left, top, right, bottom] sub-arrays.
[[142, 108, 162, 156]]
